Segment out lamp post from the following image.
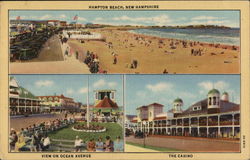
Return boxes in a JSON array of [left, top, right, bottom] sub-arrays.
[[142, 121, 146, 148], [87, 75, 90, 128], [24, 91, 28, 113], [17, 89, 21, 114]]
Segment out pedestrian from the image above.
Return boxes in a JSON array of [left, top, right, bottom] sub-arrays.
[[114, 136, 123, 152], [74, 136, 83, 152]]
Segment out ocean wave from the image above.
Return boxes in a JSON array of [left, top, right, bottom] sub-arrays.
[[130, 29, 239, 45]]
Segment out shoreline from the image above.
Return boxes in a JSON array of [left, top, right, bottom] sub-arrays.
[[123, 29, 239, 50]]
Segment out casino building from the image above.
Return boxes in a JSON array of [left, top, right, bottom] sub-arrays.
[[133, 89, 240, 139]]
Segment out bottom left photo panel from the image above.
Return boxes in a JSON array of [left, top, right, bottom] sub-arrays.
[[9, 74, 124, 152]]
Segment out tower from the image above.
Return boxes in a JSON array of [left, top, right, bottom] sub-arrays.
[[207, 89, 220, 114], [221, 92, 229, 102], [173, 98, 183, 117], [94, 89, 116, 105]]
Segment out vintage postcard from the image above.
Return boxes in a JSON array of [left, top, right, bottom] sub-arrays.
[[0, 1, 249, 160]]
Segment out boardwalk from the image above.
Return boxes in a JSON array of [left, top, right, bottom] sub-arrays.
[[10, 35, 90, 74], [126, 136, 240, 152]]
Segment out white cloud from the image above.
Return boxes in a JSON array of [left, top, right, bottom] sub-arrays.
[[66, 89, 74, 94], [93, 79, 106, 88], [78, 87, 88, 94], [136, 91, 147, 98], [93, 79, 117, 88], [78, 17, 87, 21], [198, 80, 230, 94], [95, 17, 104, 21], [35, 80, 54, 87], [146, 82, 173, 92], [191, 16, 223, 21], [112, 14, 172, 26], [108, 82, 117, 88], [59, 14, 66, 19], [198, 81, 213, 90], [39, 14, 52, 20]]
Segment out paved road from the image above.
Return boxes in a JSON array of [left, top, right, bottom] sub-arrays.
[[29, 35, 64, 62], [126, 136, 240, 152], [10, 114, 65, 131]]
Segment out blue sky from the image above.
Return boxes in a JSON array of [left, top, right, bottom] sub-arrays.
[[10, 10, 239, 27], [125, 75, 240, 115], [12, 75, 124, 106], [11, 75, 240, 115]]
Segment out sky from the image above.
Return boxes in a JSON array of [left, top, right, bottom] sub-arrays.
[[125, 75, 240, 115], [10, 10, 240, 28], [12, 75, 124, 106], [11, 74, 240, 115]]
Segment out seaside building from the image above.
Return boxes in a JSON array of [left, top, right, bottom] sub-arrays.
[[9, 77, 42, 116], [37, 95, 80, 112], [125, 115, 137, 132], [131, 89, 240, 139]]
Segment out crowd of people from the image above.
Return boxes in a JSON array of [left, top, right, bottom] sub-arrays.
[[84, 51, 100, 73], [74, 136, 124, 152], [9, 118, 75, 152]]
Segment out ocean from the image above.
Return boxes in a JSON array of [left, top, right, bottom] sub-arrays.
[[129, 28, 240, 46]]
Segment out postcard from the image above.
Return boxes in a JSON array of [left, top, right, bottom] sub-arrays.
[[0, 1, 249, 160]]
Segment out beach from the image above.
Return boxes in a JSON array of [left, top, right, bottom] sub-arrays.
[[67, 27, 240, 74], [10, 27, 240, 74]]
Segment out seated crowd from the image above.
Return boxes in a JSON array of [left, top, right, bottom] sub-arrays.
[[9, 118, 75, 152], [74, 136, 124, 152]]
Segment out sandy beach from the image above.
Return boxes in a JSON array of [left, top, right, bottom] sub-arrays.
[[66, 27, 240, 74], [10, 27, 240, 74]]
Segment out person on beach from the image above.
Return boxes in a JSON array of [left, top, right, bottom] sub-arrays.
[[113, 55, 117, 64], [163, 69, 168, 74]]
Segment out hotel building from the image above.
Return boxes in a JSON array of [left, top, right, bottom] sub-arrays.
[[37, 95, 80, 112], [9, 77, 42, 115], [133, 89, 240, 139]]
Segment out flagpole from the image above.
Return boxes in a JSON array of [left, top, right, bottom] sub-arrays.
[[87, 75, 90, 128]]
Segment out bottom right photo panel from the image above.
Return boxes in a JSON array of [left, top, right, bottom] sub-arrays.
[[125, 75, 240, 152]]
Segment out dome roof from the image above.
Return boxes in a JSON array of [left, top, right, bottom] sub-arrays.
[[208, 89, 220, 95], [222, 92, 228, 95], [173, 98, 183, 103]]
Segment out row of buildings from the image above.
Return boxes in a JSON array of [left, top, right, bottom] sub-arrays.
[[10, 19, 105, 34], [9, 77, 81, 115], [126, 89, 240, 139], [9, 77, 122, 118]]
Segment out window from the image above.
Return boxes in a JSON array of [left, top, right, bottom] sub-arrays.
[[193, 106, 201, 111], [49, 97, 53, 101], [209, 97, 212, 105], [213, 97, 216, 105]]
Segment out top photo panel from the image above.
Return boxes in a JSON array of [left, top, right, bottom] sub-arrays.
[[9, 10, 240, 74]]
